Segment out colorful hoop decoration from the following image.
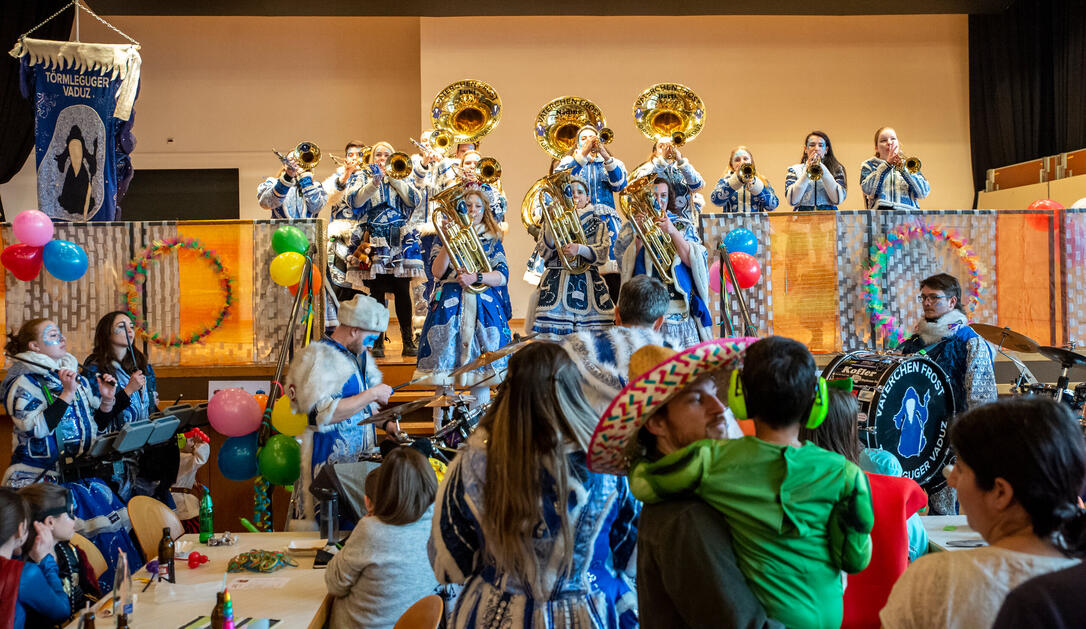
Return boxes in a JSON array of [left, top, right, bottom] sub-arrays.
[[124, 237, 235, 348], [862, 222, 984, 347]]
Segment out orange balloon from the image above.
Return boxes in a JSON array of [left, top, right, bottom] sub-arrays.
[[289, 268, 322, 296], [253, 393, 269, 409]]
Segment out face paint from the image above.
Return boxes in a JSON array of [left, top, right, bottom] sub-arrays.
[[41, 325, 64, 347], [363, 334, 379, 347]]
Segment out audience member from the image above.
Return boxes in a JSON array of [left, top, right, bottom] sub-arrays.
[[0, 488, 69, 629], [880, 397, 1086, 629]]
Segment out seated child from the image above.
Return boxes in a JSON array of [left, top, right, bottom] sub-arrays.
[[325, 447, 441, 629], [630, 336, 874, 629], [0, 487, 69, 629]]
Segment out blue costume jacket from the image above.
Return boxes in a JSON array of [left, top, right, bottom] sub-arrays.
[[257, 172, 327, 219], [860, 158, 931, 210], [710, 172, 780, 213]]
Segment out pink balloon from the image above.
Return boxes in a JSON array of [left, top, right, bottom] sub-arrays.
[[12, 210, 54, 247], [709, 259, 722, 293], [207, 388, 263, 437]]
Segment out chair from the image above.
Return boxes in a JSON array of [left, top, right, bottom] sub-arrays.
[[842, 473, 928, 629], [393, 594, 444, 629], [127, 495, 185, 561], [70, 532, 107, 580]]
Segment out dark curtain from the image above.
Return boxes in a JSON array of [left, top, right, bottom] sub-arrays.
[[969, 0, 1086, 192], [0, 1, 74, 220]]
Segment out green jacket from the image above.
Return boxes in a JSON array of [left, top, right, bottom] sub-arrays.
[[631, 437, 874, 629]]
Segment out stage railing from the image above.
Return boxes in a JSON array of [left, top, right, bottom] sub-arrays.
[[0, 219, 326, 368], [700, 209, 1081, 353]]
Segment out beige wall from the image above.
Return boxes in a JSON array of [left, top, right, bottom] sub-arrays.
[[420, 15, 972, 316], [1, 15, 972, 318]]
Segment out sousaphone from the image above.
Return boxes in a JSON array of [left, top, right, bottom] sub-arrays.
[[430, 79, 503, 144], [632, 83, 705, 146], [532, 96, 610, 159]]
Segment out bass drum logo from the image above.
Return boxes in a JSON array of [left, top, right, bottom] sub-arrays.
[[892, 387, 931, 458]]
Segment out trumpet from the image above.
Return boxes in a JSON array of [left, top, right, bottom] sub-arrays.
[[895, 146, 922, 174], [737, 163, 757, 184], [523, 171, 591, 274], [807, 157, 824, 182], [431, 184, 493, 294], [598, 127, 614, 144], [386, 152, 412, 180], [618, 175, 676, 284], [330, 153, 365, 170]]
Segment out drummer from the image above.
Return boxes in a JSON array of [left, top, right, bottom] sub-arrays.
[[896, 273, 997, 415]]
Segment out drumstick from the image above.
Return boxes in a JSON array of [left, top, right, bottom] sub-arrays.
[[5, 353, 90, 376]]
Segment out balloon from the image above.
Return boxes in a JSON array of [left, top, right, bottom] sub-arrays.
[[271, 396, 307, 436], [728, 252, 761, 289], [1027, 199, 1064, 210], [269, 251, 305, 287], [42, 240, 88, 281], [288, 268, 323, 297], [1026, 199, 1065, 232], [12, 210, 54, 247], [253, 393, 268, 409], [207, 388, 262, 437], [708, 259, 721, 293], [723, 228, 759, 256], [258, 434, 301, 486], [218, 433, 259, 481], [1072, 197, 1086, 209], [271, 225, 310, 255], [1, 244, 44, 281]]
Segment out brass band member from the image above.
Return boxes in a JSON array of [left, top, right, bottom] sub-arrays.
[[631, 139, 706, 219], [785, 130, 847, 211], [710, 146, 780, 213], [860, 127, 930, 210]]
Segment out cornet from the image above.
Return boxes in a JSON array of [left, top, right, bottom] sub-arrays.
[[806, 156, 824, 182], [738, 163, 757, 185], [895, 145, 922, 174]]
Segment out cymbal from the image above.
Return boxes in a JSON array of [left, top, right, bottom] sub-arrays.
[[971, 323, 1041, 354], [361, 396, 436, 426], [425, 394, 475, 408], [449, 334, 538, 378], [1039, 346, 1086, 369]]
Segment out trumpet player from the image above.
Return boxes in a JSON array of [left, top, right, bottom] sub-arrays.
[[459, 150, 507, 226], [257, 148, 328, 219], [618, 177, 714, 348], [785, 130, 847, 211], [631, 138, 706, 219], [346, 141, 423, 357], [414, 186, 511, 407], [860, 127, 931, 210], [526, 175, 616, 338], [710, 146, 780, 213], [323, 140, 369, 220]]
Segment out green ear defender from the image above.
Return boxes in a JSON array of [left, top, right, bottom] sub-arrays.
[[728, 369, 829, 429], [728, 369, 747, 420]]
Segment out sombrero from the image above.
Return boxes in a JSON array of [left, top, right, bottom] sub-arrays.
[[587, 338, 753, 475]]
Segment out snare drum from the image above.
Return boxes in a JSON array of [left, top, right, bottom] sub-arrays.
[[823, 352, 955, 493], [1022, 384, 1078, 409]]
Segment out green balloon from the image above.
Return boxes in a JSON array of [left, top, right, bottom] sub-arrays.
[[257, 434, 301, 486], [271, 225, 310, 255]]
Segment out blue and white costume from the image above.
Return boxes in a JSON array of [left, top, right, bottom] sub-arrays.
[[785, 163, 846, 211], [617, 214, 713, 348], [323, 168, 369, 221], [527, 205, 615, 338], [896, 310, 997, 415], [346, 175, 423, 279], [710, 171, 780, 213], [860, 158, 931, 210], [631, 157, 705, 218], [430, 436, 640, 629], [84, 360, 157, 429], [414, 231, 512, 387], [1, 351, 140, 589], [561, 326, 669, 416], [285, 337, 383, 527], [555, 154, 628, 210], [257, 171, 328, 219]]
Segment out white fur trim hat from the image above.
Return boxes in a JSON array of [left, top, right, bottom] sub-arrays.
[[337, 294, 389, 332]]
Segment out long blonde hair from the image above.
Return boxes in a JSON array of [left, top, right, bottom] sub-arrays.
[[479, 342, 597, 585]]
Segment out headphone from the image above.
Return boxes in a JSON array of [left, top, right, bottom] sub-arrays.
[[727, 369, 829, 430]]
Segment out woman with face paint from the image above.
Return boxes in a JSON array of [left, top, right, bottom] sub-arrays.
[[710, 146, 780, 213], [0, 319, 143, 588], [527, 175, 616, 338], [785, 130, 848, 211], [414, 186, 512, 409], [630, 138, 706, 219]]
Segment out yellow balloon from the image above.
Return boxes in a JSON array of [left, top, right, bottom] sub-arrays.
[[269, 251, 305, 287], [271, 396, 307, 436]]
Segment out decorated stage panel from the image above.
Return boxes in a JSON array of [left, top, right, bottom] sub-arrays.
[[0, 219, 325, 368], [700, 209, 1082, 352]]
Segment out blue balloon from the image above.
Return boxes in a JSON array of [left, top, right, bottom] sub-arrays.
[[218, 433, 259, 481], [723, 228, 759, 257], [42, 240, 89, 282]]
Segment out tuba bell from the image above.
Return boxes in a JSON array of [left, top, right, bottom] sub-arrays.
[[618, 174, 677, 285], [431, 79, 502, 145], [533, 96, 609, 159], [521, 170, 591, 274], [633, 83, 705, 150], [430, 184, 493, 294]]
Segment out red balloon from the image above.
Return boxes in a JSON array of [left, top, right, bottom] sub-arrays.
[[1027, 199, 1064, 210], [728, 252, 761, 289], [1, 244, 44, 281], [288, 268, 323, 296], [1026, 199, 1065, 232]]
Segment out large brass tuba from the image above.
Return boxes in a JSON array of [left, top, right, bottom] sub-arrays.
[[632, 83, 705, 148], [532, 96, 609, 159], [430, 79, 502, 145], [522, 170, 591, 274], [430, 184, 493, 294], [618, 175, 676, 284]]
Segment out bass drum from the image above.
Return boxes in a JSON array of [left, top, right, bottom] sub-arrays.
[[822, 352, 956, 493]]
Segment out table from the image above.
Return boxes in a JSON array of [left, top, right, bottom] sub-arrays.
[[67, 532, 331, 628], [922, 515, 987, 552]]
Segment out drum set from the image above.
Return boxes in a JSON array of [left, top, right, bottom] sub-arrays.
[[970, 323, 1086, 413], [361, 334, 537, 461]]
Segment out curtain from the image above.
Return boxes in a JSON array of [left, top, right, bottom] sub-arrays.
[[969, 0, 1086, 191], [0, 1, 73, 220]]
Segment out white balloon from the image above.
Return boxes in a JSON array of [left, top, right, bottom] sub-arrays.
[[1072, 197, 1086, 209]]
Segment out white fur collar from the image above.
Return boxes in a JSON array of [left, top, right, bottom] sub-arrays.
[[913, 309, 969, 345], [285, 340, 381, 415], [14, 351, 78, 374]]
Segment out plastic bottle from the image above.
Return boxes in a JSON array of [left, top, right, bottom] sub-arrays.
[[199, 486, 214, 544], [111, 550, 133, 620]]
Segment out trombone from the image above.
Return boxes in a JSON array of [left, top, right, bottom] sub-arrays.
[[618, 174, 676, 284], [273, 141, 321, 172]]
